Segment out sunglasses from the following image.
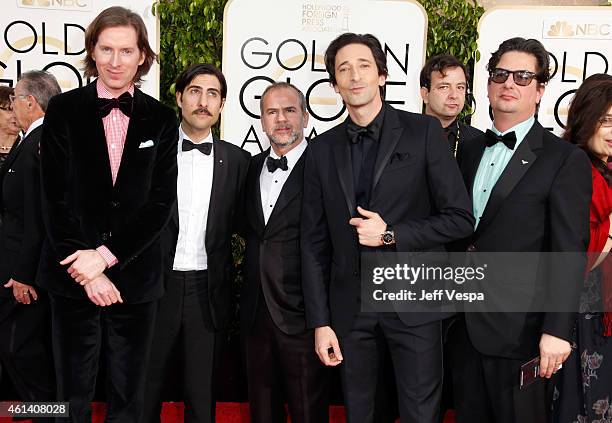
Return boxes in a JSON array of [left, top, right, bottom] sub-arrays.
[[489, 68, 538, 86]]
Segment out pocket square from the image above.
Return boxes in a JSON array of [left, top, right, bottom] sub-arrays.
[[390, 152, 411, 164], [139, 140, 154, 149]]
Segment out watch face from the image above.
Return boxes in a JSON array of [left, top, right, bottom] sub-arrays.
[[382, 232, 394, 244]]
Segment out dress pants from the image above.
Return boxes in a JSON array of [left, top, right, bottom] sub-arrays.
[[449, 316, 553, 423], [338, 312, 443, 423], [0, 296, 55, 412], [143, 270, 222, 423], [244, 299, 330, 423], [49, 293, 157, 423]]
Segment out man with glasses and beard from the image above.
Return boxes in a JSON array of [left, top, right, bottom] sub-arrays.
[[240, 82, 330, 423], [451, 37, 592, 423], [143, 63, 249, 423]]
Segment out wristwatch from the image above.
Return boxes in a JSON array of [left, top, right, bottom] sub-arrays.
[[381, 225, 395, 245]]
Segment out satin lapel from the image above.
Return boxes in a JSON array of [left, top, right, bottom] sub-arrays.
[[372, 105, 403, 191], [206, 135, 229, 242], [475, 124, 541, 236], [114, 88, 147, 188], [333, 123, 356, 217], [267, 151, 306, 225], [83, 82, 113, 191], [249, 150, 267, 232], [465, 137, 486, 197]]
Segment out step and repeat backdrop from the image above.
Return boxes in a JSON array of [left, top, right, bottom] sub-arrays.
[[472, 6, 612, 136], [0, 0, 159, 97], [1, 1, 610, 143], [221, 0, 428, 154]]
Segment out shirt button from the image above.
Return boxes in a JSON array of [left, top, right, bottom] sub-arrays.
[[111, 144, 115, 149], [112, 116, 117, 122], [483, 189, 487, 192], [490, 163, 494, 166], [269, 205, 273, 208]]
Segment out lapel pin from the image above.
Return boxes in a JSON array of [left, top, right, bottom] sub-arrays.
[[219, 159, 223, 163], [521, 160, 529, 165]]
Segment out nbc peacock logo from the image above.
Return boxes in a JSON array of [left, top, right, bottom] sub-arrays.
[[19, 0, 91, 11], [543, 19, 611, 39]]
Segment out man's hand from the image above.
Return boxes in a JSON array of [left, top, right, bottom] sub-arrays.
[[314, 326, 343, 366], [4, 279, 38, 304], [60, 249, 107, 284], [539, 333, 572, 378], [348, 206, 387, 247], [83, 274, 123, 307]]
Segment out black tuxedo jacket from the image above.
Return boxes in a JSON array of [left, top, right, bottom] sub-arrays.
[[0, 127, 44, 297], [38, 82, 178, 304], [301, 103, 475, 335], [241, 147, 308, 335], [459, 121, 591, 359], [162, 136, 250, 330]]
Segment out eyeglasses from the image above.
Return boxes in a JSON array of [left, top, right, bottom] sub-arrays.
[[8, 93, 29, 103], [489, 68, 538, 86], [0, 105, 12, 112], [600, 116, 612, 128]]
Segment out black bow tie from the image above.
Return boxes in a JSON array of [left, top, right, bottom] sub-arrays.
[[182, 139, 212, 155], [97, 92, 133, 118], [346, 121, 378, 144], [266, 155, 288, 172], [485, 129, 517, 150]]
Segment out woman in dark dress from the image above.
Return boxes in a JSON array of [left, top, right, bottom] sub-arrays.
[[552, 74, 612, 423], [0, 86, 20, 169]]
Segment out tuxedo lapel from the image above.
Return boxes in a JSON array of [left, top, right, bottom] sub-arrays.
[[333, 122, 356, 217], [267, 151, 306, 225], [115, 88, 148, 188], [206, 135, 229, 240], [464, 138, 486, 196], [372, 104, 403, 191], [83, 82, 113, 192], [475, 123, 541, 236], [249, 150, 266, 232]]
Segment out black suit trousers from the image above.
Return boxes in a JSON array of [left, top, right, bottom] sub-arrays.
[[338, 313, 443, 423], [244, 299, 330, 423], [49, 293, 156, 423], [0, 296, 54, 405], [143, 270, 222, 423], [449, 316, 553, 423]]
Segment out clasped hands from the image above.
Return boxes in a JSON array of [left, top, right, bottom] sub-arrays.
[[349, 206, 387, 247], [60, 249, 123, 306]]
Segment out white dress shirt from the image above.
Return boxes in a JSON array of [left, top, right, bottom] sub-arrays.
[[260, 139, 307, 224], [172, 125, 214, 271]]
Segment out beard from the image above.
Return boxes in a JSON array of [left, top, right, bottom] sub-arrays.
[[267, 127, 300, 148]]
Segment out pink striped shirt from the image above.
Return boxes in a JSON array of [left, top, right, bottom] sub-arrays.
[[95, 80, 134, 268]]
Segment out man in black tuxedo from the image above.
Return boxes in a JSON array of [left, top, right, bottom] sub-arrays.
[[0, 70, 60, 409], [143, 63, 249, 423], [451, 37, 591, 423], [420, 54, 483, 163], [241, 82, 329, 423], [301, 33, 474, 423], [38, 7, 178, 421]]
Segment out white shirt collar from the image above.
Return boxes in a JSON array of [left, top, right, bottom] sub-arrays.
[[268, 138, 307, 170], [179, 124, 214, 145], [23, 116, 44, 140]]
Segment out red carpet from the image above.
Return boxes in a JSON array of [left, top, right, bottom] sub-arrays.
[[0, 402, 456, 422]]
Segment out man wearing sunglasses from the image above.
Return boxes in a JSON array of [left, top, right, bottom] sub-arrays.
[[451, 37, 592, 423]]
